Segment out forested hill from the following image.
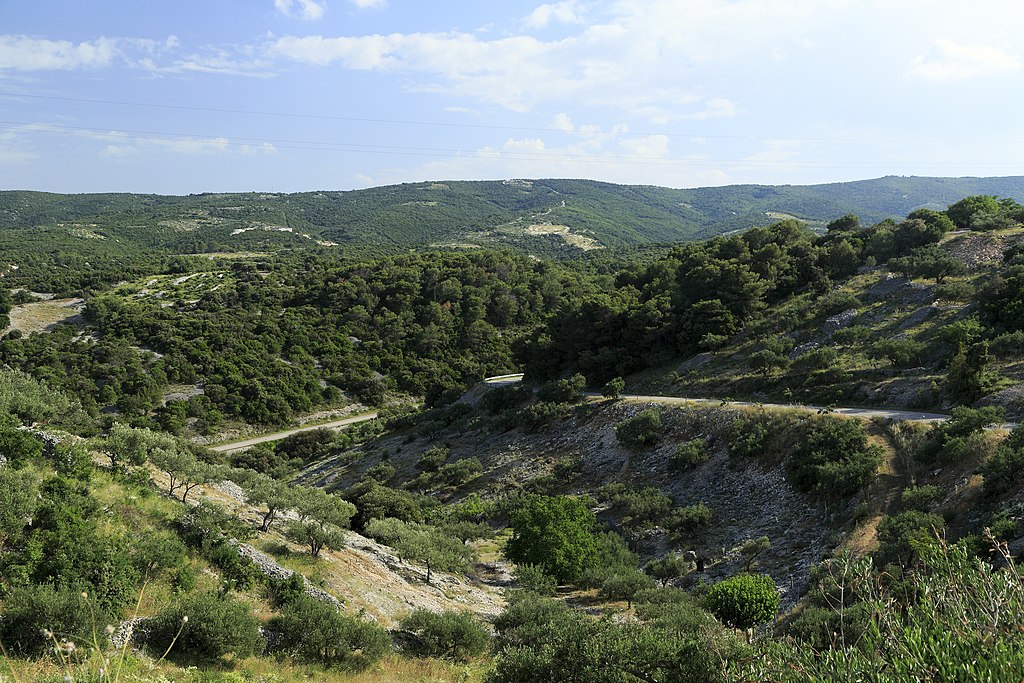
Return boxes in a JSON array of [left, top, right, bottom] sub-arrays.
[[2, 175, 1024, 255]]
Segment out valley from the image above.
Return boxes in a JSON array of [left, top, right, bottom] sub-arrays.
[[0, 181, 1023, 682]]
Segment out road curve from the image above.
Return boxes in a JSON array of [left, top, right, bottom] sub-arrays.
[[210, 411, 379, 453]]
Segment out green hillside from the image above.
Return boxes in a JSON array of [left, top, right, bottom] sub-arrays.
[[3, 176, 1024, 259]]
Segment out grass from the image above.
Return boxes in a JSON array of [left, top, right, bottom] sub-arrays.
[[4, 652, 490, 683]]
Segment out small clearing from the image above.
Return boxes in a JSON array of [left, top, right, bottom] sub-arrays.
[[6, 297, 85, 334], [524, 223, 603, 250]]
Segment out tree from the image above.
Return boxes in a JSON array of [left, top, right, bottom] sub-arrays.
[[645, 555, 690, 587], [869, 338, 925, 368], [504, 495, 599, 584], [364, 517, 473, 583], [287, 487, 357, 558], [738, 536, 771, 572], [947, 195, 1001, 230], [243, 473, 297, 532], [748, 349, 790, 379], [602, 376, 625, 399], [826, 214, 860, 232], [149, 446, 219, 503], [889, 245, 965, 284], [600, 571, 656, 608], [99, 423, 176, 470], [705, 573, 780, 632]]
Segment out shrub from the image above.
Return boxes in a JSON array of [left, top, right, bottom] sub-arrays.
[[537, 373, 586, 404], [0, 585, 108, 655], [147, 592, 264, 662], [514, 563, 557, 596], [869, 338, 925, 368], [271, 595, 391, 670], [614, 408, 663, 448], [399, 609, 491, 661], [786, 416, 883, 499], [704, 574, 780, 631], [727, 418, 769, 459], [832, 325, 872, 346], [492, 591, 575, 650], [644, 555, 690, 587], [900, 485, 943, 512], [664, 503, 713, 534], [416, 446, 449, 473], [600, 570, 656, 608], [670, 439, 709, 471], [132, 529, 189, 577], [875, 510, 945, 568], [602, 376, 625, 398]]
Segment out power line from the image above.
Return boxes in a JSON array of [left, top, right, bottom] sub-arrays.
[[2, 91, 1022, 146]]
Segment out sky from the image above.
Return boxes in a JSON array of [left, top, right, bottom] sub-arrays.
[[0, 0, 1023, 194]]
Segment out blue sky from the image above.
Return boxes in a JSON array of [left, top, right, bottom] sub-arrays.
[[1, 0, 1022, 194]]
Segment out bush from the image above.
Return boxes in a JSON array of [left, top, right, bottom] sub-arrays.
[[537, 373, 586, 404], [0, 585, 109, 655], [399, 609, 491, 661], [869, 338, 925, 368], [786, 416, 883, 499], [271, 595, 391, 670], [704, 574, 780, 631], [664, 503, 713, 534], [514, 563, 557, 596], [132, 529, 189, 577], [670, 439, 709, 471], [599, 570, 656, 608], [614, 408, 662, 448], [602, 376, 625, 398], [147, 591, 264, 662], [875, 511, 945, 567], [900, 485, 943, 512], [727, 418, 770, 459]]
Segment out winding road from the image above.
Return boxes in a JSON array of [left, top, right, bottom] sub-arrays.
[[209, 373, 1014, 453]]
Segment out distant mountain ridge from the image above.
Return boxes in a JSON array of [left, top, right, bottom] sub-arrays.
[[1, 175, 1023, 255]]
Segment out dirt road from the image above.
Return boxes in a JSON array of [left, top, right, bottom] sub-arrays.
[[210, 411, 379, 453]]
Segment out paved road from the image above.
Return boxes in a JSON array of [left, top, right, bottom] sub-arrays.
[[210, 411, 379, 453]]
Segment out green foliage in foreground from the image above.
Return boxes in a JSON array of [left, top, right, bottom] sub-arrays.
[[399, 609, 491, 662], [270, 595, 392, 670], [488, 590, 746, 683], [147, 591, 264, 663], [736, 539, 1024, 683], [704, 574, 780, 631]]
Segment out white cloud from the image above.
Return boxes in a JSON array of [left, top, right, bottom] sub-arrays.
[[684, 98, 736, 121], [910, 38, 1021, 81], [619, 134, 669, 158], [0, 35, 119, 70], [523, 1, 583, 29], [351, 0, 387, 8], [274, 0, 327, 20]]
